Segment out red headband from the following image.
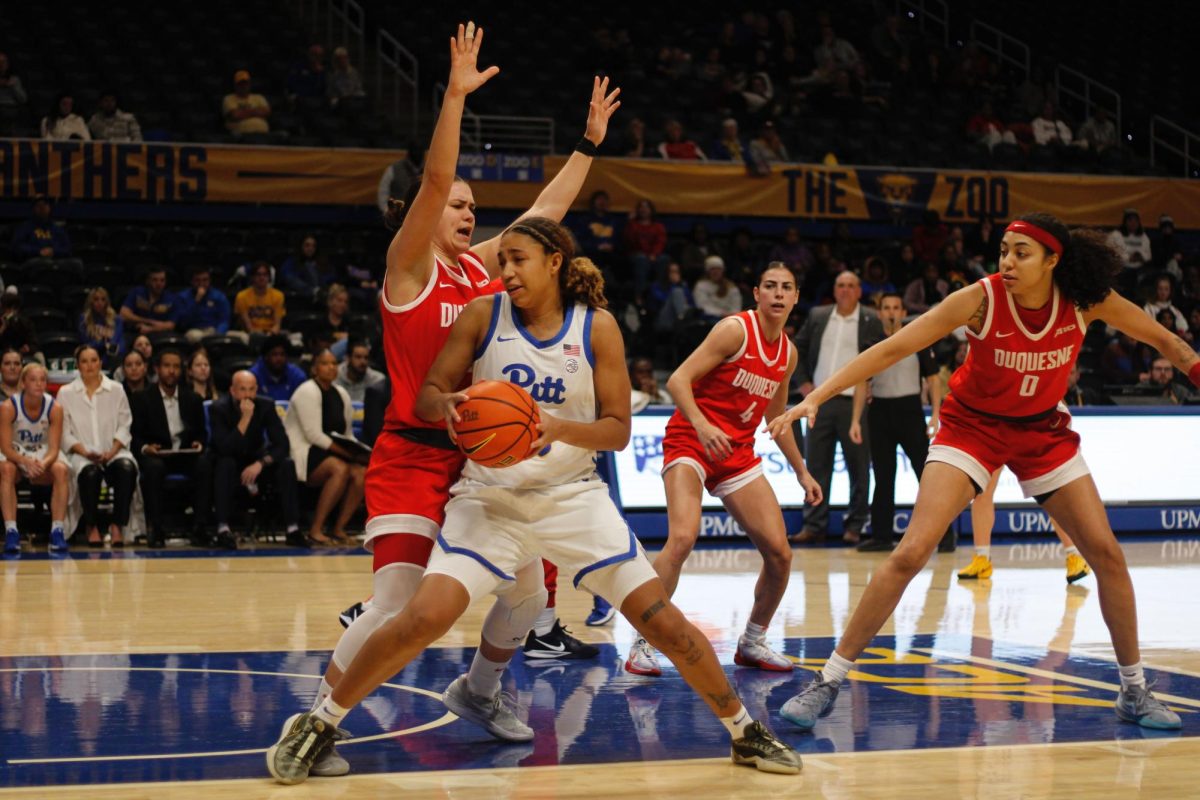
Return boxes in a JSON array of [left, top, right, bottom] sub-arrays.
[[1005, 220, 1064, 256]]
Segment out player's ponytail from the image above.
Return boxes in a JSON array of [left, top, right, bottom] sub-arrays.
[[504, 216, 610, 310], [1011, 212, 1120, 311], [382, 174, 469, 231]]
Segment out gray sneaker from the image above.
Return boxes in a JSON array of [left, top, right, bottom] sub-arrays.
[[779, 678, 840, 730], [730, 720, 802, 774], [1115, 683, 1182, 730], [266, 712, 341, 785], [442, 675, 534, 742], [309, 741, 351, 777]]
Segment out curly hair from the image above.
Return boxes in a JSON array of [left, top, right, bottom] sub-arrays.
[[383, 174, 469, 231], [1012, 212, 1119, 311], [504, 217, 608, 309]]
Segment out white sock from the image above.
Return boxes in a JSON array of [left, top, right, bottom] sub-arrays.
[[719, 706, 752, 739], [310, 678, 334, 712], [821, 651, 855, 685], [466, 651, 508, 698], [977, 546, 991, 559], [4, 520, 16, 532], [51, 519, 63, 532], [1064, 546, 1079, 557], [313, 696, 350, 727], [1118, 661, 1146, 690], [533, 607, 556, 637], [743, 621, 767, 641]]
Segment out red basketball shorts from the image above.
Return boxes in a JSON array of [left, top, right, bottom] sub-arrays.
[[661, 424, 763, 498], [364, 430, 465, 556]]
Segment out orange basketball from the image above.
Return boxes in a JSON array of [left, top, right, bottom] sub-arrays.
[[453, 380, 540, 469]]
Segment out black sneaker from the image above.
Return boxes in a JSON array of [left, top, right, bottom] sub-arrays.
[[937, 528, 958, 553], [731, 720, 803, 774], [856, 537, 894, 552], [522, 619, 599, 660], [265, 712, 342, 785], [338, 601, 366, 629]]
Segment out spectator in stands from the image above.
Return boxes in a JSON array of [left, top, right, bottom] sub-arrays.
[[287, 45, 327, 104], [0, 53, 27, 109], [723, 227, 759, 289], [1102, 332, 1153, 385], [658, 119, 706, 161], [0, 350, 21, 402], [1152, 214, 1182, 277], [963, 215, 1003, 270], [1106, 208, 1153, 295], [1189, 308, 1200, 344], [1182, 266, 1200, 309], [893, 241, 918, 286], [938, 339, 969, 395], [630, 357, 672, 412], [285, 349, 366, 545], [1063, 364, 1106, 406], [869, 14, 908, 75], [131, 335, 154, 371], [119, 349, 149, 398], [697, 46, 727, 84], [0, 291, 37, 358], [187, 347, 220, 401], [966, 99, 1016, 152], [335, 339, 385, 403], [1076, 108, 1117, 154], [121, 267, 178, 335], [0, 362, 70, 551], [747, 120, 789, 175], [314, 284, 353, 358], [710, 118, 748, 165], [649, 261, 696, 334], [41, 92, 90, 141], [621, 117, 649, 158], [234, 261, 286, 339], [1137, 356, 1198, 404], [814, 24, 860, 72], [680, 223, 723, 280], [361, 377, 389, 448], [249, 335, 305, 403], [342, 260, 379, 309], [376, 144, 422, 216], [1144, 276, 1188, 336], [209, 370, 304, 549], [223, 70, 271, 135], [58, 344, 138, 548], [87, 92, 142, 142], [1031, 101, 1072, 146], [693, 255, 743, 319], [130, 348, 212, 548], [741, 72, 776, 121], [573, 190, 622, 274], [11, 195, 71, 262], [279, 235, 333, 297], [78, 287, 124, 369], [327, 47, 366, 106], [860, 256, 897, 307], [769, 226, 815, 276], [912, 210, 949, 266], [903, 262, 949, 314], [176, 265, 231, 344], [623, 199, 669, 296]]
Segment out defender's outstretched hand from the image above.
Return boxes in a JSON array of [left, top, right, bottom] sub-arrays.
[[766, 398, 818, 440], [447, 22, 500, 97], [582, 76, 621, 146]]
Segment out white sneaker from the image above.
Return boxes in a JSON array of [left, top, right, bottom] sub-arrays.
[[624, 637, 663, 677], [734, 635, 794, 672]]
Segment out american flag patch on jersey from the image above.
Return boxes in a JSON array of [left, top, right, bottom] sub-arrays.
[[563, 343, 581, 356]]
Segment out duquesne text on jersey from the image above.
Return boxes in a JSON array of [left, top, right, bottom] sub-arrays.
[[730, 368, 781, 400], [993, 345, 1076, 373]]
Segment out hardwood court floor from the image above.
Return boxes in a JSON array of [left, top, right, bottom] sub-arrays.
[[2, 538, 1199, 798]]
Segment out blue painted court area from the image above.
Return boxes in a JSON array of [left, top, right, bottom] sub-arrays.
[[2, 635, 1196, 787]]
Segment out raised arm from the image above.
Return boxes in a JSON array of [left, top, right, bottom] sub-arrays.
[[1086, 290, 1200, 383], [769, 284, 983, 437], [414, 296, 495, 429], [385, 23, 499, 289], [665, 316, 744, 461], [472, 77, 621, 274]]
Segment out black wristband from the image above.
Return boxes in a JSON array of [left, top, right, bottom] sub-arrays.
[[574, 137, 599, 157]]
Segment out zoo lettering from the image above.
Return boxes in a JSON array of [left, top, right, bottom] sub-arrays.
[[779, 167, 1010, 220], [0, 141, 207, 202]]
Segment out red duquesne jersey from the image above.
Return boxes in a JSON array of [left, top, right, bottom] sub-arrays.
[[667, 310, 793, 445], [949, 272, 1086, 418], [380, 251, 502, 429]]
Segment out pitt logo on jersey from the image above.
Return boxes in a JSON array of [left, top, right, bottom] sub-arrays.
[[993, 345, 1075, 373], [731, 368, 780, 400], [440, 302, 466, 327], [502, 363, 567, 404]]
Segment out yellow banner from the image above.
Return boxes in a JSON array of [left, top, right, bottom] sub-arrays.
[[2, 140, 1196, 229]]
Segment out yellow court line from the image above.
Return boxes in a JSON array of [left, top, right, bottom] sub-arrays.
[[913, 647, 1200, 709]]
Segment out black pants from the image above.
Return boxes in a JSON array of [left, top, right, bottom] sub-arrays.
[[867, 395, 931, 541], [138, 452, 214, 533], [214, 456, 299, 528], [794, 394, 871, 534], [77, 459, 138, 529]]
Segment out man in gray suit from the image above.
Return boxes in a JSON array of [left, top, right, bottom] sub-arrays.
[[790, 271, 884, 545]]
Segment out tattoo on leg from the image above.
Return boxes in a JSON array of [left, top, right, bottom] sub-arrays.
[[706, 685, 738, 712], [640, 599, 666, 624]]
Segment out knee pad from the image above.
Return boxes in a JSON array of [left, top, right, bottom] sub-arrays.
[[481, 587, 548, 651], [332, 562, 423, 672]]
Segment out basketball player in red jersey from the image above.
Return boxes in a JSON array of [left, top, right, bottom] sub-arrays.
[[626, 264, 822, 676], [770, 212, 1198, 731], [299, 23, 622, 775]]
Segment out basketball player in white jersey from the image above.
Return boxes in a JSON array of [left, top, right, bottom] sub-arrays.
[[1, 363, 71, 555], [267, 217, 803, 783]]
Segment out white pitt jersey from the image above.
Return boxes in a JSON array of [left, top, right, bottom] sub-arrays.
[[463, 294, 598, 488], [11, 394, 54, 458]]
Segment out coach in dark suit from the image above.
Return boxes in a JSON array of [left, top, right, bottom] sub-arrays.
[[791, 271, 884, 545], [130, 348, 212, 548], [209, 369, 302, 549], [361, 376, 390, 448]]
